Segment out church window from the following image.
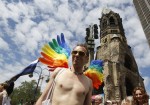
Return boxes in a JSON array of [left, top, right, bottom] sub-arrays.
[[109, 17, 115, 25]]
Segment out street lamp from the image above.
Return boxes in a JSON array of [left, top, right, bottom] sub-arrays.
[[42, 68, 50, 83], [28, 66, 50, 101]]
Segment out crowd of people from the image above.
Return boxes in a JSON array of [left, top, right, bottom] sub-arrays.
[[0, 43, 149, 105], [91, 86, 149, 105]]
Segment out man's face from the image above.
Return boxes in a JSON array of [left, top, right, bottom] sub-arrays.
[[72, 46, 88, 67]]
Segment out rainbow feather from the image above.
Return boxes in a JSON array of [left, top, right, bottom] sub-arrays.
[[39, 33, 71, 69], [84, 60, 104, 89]]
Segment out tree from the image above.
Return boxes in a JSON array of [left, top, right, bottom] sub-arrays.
[[10, 80, 41, 105]]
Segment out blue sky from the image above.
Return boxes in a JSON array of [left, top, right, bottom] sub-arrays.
[[0, 0, 150, 96]]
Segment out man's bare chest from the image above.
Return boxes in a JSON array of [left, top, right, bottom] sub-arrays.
[[56, 75, 89, 95]]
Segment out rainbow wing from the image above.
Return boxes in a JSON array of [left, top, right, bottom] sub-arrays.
[[39, 33, 71, 69], [84, 60, 104, 89]]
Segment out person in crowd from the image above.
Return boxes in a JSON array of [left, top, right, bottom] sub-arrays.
[[112, 100, 119, 105], [121, 96, 133, 105], [105, 100, 112, 105], [0, 83, 4, 105], [36, 43, 93, 105], [91, 94, 103, 105], [132, 86, 149, 105], [0, 83, 11, 105]]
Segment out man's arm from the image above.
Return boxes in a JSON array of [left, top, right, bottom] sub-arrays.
[[84, 79, 93, 105], [35, 68, 62, 105]]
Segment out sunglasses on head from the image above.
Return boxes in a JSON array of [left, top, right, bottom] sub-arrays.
[[71, 51, 86, 56]]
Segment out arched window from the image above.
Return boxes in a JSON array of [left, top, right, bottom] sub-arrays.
[[109, 17, 115, 25]]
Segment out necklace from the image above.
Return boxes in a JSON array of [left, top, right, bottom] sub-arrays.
[[73, 71, 83, 75]]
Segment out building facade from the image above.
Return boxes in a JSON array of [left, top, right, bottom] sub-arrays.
[[85, 9, 145, 102], [133, 0, 150, 46]]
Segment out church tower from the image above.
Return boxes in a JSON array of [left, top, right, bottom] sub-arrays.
[[95, 9, 145, 101]]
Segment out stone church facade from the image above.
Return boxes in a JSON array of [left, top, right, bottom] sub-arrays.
[[85, 9, 145, 102]]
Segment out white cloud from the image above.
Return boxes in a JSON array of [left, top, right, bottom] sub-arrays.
[[16, 18, 37, 34], [0, 37, 9, 51], [34, 0, 55, 13]]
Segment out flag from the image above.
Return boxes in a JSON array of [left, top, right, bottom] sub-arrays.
[[18, 59, 39, 76], [8, 59, 39, 82], [6, 82, 14, 96]]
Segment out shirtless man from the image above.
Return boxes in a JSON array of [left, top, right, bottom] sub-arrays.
[[36, 44, 93, 105]]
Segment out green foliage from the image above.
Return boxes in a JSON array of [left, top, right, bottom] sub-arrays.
[[10, 80, 41, 105]]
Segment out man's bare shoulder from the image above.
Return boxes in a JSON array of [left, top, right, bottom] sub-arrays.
[[84, 75, 93, 87], [50, 67, 67, 79], [84, 75, 92, 82]]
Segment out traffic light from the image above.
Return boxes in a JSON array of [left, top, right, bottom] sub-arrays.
[[85, 36, 88, 42], [86, 28, 90, 37], [93, 24, 98, 39]]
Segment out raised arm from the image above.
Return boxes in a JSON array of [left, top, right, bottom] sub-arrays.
[[35, 68, 61, 105]]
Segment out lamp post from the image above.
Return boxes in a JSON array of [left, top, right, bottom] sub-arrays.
[[34, 66, 42, 100], [43, 68, 50, 83], [29, 66, 50, 101]]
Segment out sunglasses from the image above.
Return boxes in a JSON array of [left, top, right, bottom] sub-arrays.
[[71, 51, 86, 56]]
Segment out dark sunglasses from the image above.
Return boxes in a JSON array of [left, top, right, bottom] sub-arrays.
[[71, 51, 86, 56]]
